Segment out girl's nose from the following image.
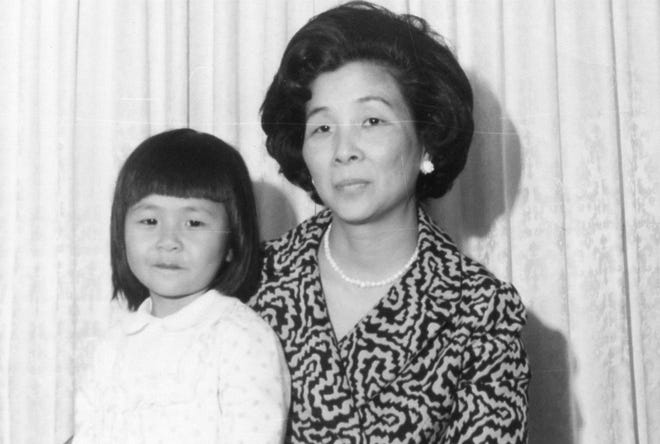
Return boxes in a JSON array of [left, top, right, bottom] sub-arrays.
[[156, 225, 182, 251], [333, 124, 362, 164]]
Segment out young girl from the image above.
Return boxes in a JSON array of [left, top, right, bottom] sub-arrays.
[[73, 129, 290, 444]]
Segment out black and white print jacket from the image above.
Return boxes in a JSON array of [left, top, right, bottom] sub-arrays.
[[249, 207, 530, 444]]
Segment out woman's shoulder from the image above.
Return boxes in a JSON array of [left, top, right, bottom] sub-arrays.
[[418, 209, 526, 332], [460, 254, 513, 292], [418, 208, 505, 291], [455, 256, 527, 334]]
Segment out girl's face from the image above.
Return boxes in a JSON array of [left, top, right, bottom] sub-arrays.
[[124, 194, 230, 316], [302, 60, 423, 225]]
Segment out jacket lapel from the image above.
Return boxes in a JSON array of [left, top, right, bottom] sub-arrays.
[[338, 208, 464, 406], [263, 210, 366, 435]]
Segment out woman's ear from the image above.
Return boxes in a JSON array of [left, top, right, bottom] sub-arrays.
[[224, 249, 234, 263], [420, 152, 435, 175]]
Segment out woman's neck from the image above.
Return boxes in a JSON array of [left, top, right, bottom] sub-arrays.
[[327, 204, 419, 282]]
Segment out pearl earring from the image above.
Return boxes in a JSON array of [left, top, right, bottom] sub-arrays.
[[420, 158, 435, 174]]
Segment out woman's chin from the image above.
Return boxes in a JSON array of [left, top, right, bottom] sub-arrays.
[[328, 196, 417, 227], [330, 204, 406, 228]]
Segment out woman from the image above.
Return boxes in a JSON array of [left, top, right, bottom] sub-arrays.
[[249, 2, 530, 443]]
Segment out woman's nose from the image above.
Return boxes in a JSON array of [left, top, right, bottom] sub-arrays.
[[333, 124, 362, 164]]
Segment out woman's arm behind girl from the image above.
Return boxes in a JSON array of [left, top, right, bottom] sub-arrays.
[[215, 299, 290, 443]]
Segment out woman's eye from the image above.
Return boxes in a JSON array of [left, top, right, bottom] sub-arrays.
[[313, 124, 331, 134], [139, 218, 157, 225], [186, 220, 204, 228], [307, 124, 331, 137], [364, 117, 382, 126]]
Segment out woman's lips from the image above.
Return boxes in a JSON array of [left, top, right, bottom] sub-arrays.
[[334, 178, 369, 191]]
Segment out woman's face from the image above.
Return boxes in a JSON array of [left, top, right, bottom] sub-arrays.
[[302, 61, 423, 225]]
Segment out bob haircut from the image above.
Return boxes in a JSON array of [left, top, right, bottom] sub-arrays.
[[110, 128, 260, 310], [261, 1, 474, 203]]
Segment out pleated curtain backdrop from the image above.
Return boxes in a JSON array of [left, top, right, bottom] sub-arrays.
[[0, 1, 658, 443]]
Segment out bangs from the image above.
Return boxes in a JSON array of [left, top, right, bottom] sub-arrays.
[[122, 160, 232, 207], [112, 128, 260, 310], [119, 132, 234, 208]]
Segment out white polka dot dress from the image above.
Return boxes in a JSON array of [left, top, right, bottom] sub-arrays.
[[73, 290, 290, 444]]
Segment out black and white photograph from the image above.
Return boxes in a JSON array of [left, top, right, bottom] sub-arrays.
[[0, 1, 658, 443]]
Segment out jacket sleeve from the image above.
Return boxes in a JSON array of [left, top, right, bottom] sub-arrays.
[[442, 281, 531, 444]]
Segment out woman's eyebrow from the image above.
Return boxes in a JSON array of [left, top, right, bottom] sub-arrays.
[[357, 95, 392, 107], [305, 105, 328, 120], [306, 96, 392, 120]]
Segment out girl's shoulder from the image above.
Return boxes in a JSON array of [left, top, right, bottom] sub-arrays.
[[206, 291, 281, 342]]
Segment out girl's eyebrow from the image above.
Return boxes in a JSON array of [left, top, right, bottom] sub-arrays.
[[128, 203, 215, 215], [181, 205, 216, 215], [129, 202, 158, 212]]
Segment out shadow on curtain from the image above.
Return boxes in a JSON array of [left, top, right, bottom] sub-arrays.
[[428, 73, 581, 444], [253, 181, 299, 242], [524, 312, 581, 444]]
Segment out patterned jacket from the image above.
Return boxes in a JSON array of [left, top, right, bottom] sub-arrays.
[[249, 208, 530, 443]]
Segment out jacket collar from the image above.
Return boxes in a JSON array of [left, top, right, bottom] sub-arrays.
[[338, 207, 464, 405], [266, 207, 461, 277], [268, 207, 464, 406], [262, 208, 331, 277]]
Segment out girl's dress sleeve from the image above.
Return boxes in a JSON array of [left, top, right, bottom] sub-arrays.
[[216, 309, 290, 444], [442, 281, 531, 444], [72, 337, 106, 444]]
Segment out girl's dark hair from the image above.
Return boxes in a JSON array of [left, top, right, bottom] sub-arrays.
[[261, 1, 474, 203], [110, 128, 260, 310]]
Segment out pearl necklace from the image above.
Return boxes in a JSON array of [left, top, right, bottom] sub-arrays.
[[323, 223, 419, 288]]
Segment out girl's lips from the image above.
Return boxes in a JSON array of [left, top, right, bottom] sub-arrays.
[[154, 263, 183, 270]]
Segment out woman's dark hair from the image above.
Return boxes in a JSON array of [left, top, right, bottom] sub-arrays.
[[261, 1, 474, 203], [110, 128, 260, 310]]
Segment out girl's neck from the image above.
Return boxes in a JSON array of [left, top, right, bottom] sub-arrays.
[[149, 289, 206, 318]]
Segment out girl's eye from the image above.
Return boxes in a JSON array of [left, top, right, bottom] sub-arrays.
[[186, 220, 204, 228], [139, 218, 157, 225], [364, 117, 383, 126]]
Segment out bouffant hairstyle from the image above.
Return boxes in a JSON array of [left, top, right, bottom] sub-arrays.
[[110, 128, 260, 309], [261, 1, 474, 203]]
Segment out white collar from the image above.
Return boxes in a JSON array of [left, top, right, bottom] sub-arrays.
[[121, 289, 222, 335]]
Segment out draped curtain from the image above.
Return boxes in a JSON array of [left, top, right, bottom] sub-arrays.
[[0, 1, 658, 443]]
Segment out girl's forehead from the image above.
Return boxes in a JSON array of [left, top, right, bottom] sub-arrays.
[[129, 194, 225, 213]]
